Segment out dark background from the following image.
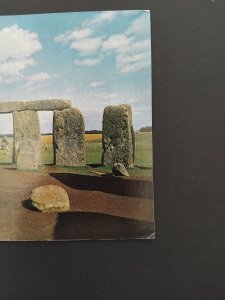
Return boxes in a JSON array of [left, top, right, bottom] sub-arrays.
[[0, 0, 225, 299]]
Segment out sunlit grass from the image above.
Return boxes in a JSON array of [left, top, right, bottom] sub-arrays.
[[0, 132, 152, 176]]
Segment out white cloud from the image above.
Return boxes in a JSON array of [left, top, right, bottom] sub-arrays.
[[89, 81, 104, 88], [116, 52, 151, 73], [1, 58, 35, 77], [85, 11, 118, 27], [54, 11, 151, 74], [126, 13, 150, 35], [70, 37, 102, 53], [55, 27, 101, 56], [102, 33, 151, 73], [54, 11, 118, 56], [102, 34, 132, 52], [54, 28, 92, 44], [118, 39, 151, 54], [100, 14, 151, 73], [74, 58, 101, 66], [26, 72, 50, 86], [0, 25, 42, 62], [0, 25, 42, 84]]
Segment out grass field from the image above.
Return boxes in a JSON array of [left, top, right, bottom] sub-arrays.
[[0, 132, 152, 173]]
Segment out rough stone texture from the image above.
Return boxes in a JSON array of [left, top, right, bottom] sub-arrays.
[[26, 99, 71, 111], [112, 163, 130, 176], [16, 141, 39, 170], [53, 108, 85, 166], [13, 110, 41, 168], [2, 136, 9, 150], [102, 104, 135, 167], [0, 99, 71, 113], [0, 101, 26, 113], [30, 185, 70, 213]]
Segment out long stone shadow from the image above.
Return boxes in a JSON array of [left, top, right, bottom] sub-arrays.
[[53, 212, 154, 240], [50, 173, 153, 199], [87, 163, 102, 168]]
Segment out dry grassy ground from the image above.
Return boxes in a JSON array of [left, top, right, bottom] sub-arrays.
[[0, 132, 153, 240], [0, 132, 152, 172], [0, 164, 154, 240]]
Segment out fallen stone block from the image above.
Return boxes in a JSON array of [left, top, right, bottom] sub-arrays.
[[112, 163, 130, 177], [30, 185, 70, 213]]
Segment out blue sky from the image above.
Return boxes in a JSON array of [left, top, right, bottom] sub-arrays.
[[0, 11, 151, 133]]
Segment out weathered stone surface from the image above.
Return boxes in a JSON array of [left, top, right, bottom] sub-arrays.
[[26, 99, 71, 111], [0, 101, 26, 113], [2, 136, 9, 150], [13, 110, 41, 167], [112, 163, 130, 176], [16, 141, 39, 170], [102, 104, 135, 167], [53, 108, 85, 166], [0, 99, 71, 113], [30, 185, 70, 213]]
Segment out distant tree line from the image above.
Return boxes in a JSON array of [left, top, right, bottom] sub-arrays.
[[85, 130, 102, 134], [139, 126, 152, 132], [0, 134, 13, 137]]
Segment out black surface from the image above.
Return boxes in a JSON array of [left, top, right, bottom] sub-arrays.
[[53, 212, 153, 240], [0, 0, 225, 299]]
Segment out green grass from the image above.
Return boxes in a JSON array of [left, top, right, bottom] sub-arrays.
[[41, 141, 54, 165], [0, 132, 152, 177], [0, 138, 13, 163], [134, 132, 152, 167], [85, 132, 152, 168], [85, 142, 102, 164]]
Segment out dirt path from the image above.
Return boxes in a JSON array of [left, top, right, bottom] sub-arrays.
[[0, 164, 154, 240]]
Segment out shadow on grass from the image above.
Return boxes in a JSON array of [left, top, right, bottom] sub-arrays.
[[87, 163, 102, 168], [135, 165, 152, 170], [53, 211, 154, 240], [50, 172, 153, 199]]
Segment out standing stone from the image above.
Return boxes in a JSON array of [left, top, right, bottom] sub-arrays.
[[16, 141, 39, 170], [13, 110, 41, 169], [102, 104, 135, 167], [53, 108, 85, 166], [2, 136, 9, 151]]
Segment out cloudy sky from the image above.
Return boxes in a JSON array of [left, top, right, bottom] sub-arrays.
[[0, 10, 151, 134]]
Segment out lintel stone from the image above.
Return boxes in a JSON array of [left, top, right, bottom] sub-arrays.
[[0, 99, 71, 113]]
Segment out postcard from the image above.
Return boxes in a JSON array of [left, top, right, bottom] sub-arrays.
[[0, 10, 153, 240]]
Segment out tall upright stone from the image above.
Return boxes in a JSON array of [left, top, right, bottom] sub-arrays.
[[102, 104, 135, 167], [13, 110, 41, 169], [53, 108, 85, 166]]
